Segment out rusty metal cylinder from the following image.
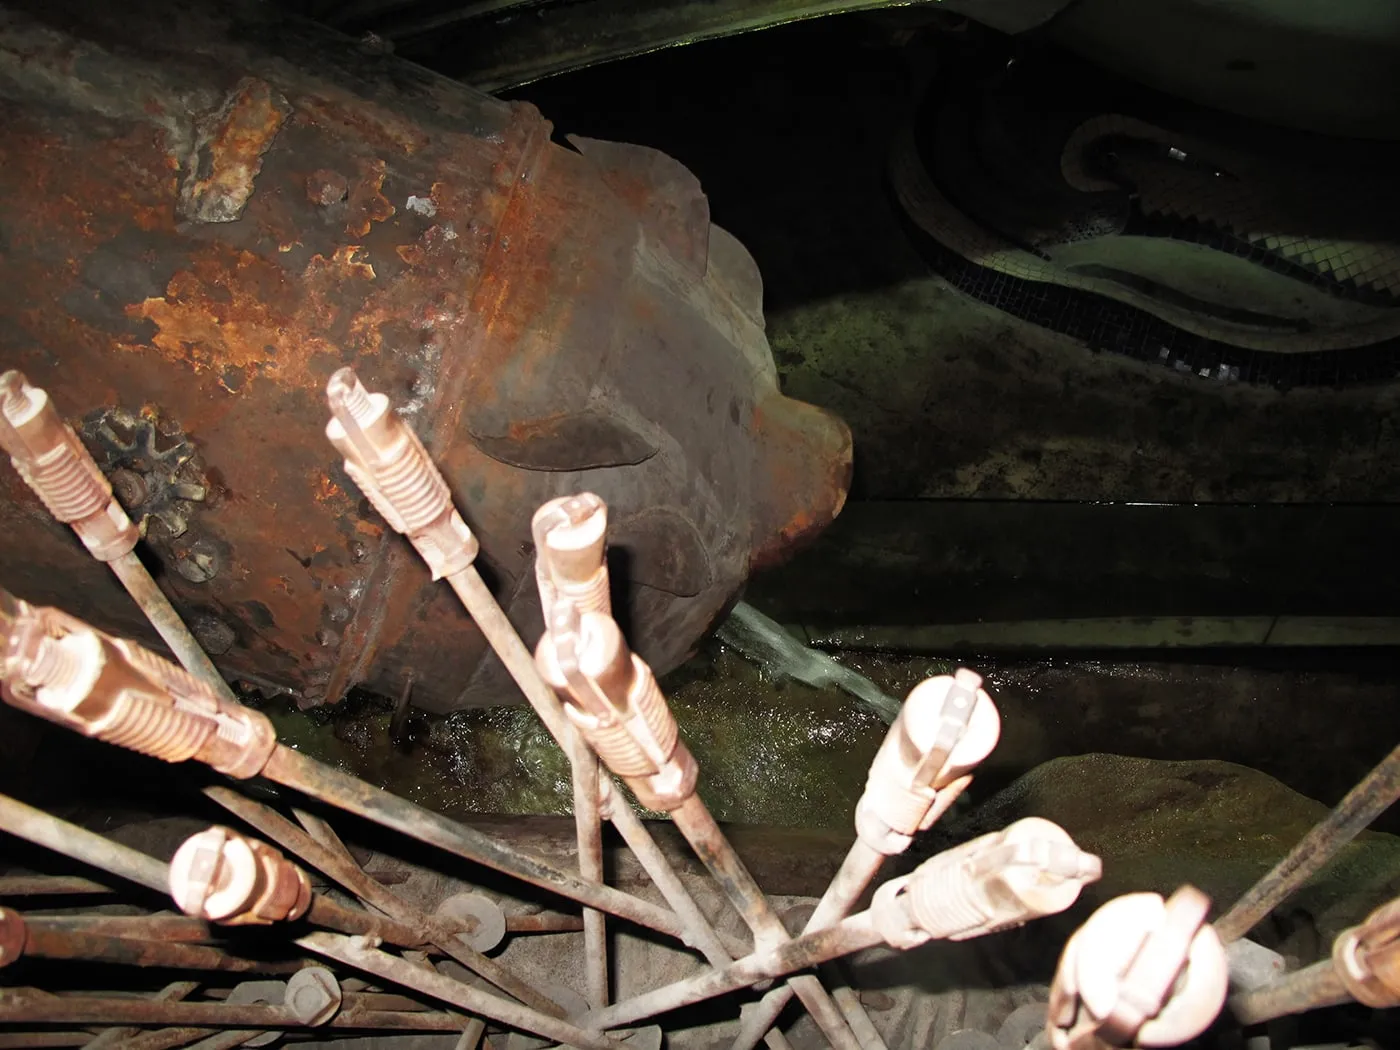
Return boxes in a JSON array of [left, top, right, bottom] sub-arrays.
[[0, 0, 851, 713]]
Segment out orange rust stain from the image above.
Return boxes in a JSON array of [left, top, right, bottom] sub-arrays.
[[124, 248, 339, 388], [345, 159, 395, 238], [179, 78, 290, 224], [307, 245, 376, 282], [314, 474, 343, 503]]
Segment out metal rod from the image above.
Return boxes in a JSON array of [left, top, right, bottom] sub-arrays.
[[505, 912, 585, 933], [583, 913, 886, 1030], [670, 795, 866, 1050], [455, 1017, 487, 1050], [605, 800, 794, 1050], [729, 840, 886, 1050], [296, 931, 629, 1050], [445, 567, 611, 1006], [170, 1033, 261, 1050], [0, 994, 305, 1028], [449, 561, 805, 1044], [25, 916, 212, 943], [108, 551, 236, 704], [205, 786, 564, 1019], [605, 799, 744, 962], [571, 740, 608, 1009], [1228, 959, 1353, 1025], [447, 560, 798, 1046], [258, 745, 684, 941], [0, 995, 486, 1035], [108, 1027, 250, 1050], [83, 982, 199, 1050], [0, 876, 114, 897], [0, 792, 168, 895], [0, 1035, 92, 1047], [4, 920, 300, 975], [305, 893, 423, 948], [1216, 740, 1400, 943], [827, 977, 883, 1050]]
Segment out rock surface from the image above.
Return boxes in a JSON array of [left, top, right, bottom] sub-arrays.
[[935, 753, 1400, 955]]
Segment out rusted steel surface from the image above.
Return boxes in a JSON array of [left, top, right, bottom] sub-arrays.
[[0, 0, 850, 713]]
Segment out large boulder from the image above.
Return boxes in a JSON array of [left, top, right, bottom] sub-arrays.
[[935, 753, 1400, 955]]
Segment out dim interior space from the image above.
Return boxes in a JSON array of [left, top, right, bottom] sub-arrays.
[[2, 2, 1400, 1049]]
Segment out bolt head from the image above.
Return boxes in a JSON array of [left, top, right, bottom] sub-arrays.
[[286, 965, 341, 1025], [173, 539, 220, 583], [110, 468, 150, 508]]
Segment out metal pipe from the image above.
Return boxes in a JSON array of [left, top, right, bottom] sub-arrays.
[[296, 931, 629, 1050], [584, 913, 886, 1030], [729, 840, 887, 1050], [1228, 959, 1353, 1026], [0, 792, 168, 895], [670, 795, 866, 1050], [0, 877, 113, 897], [107, 552, 237, 704], [1216, 740, 1400, 943], [258, 744, 686, 941], [204, 786, 565, 1019]]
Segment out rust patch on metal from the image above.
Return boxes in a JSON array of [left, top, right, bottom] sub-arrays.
[[345, 159, 395, 238], [179, 78, 290, 224], [306, 169, 348, 206], [309, 245, 376, 282], [125, 248, 338, 386]]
